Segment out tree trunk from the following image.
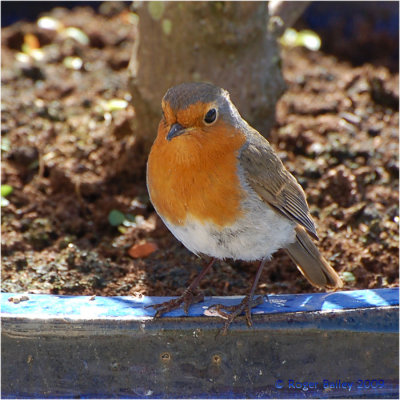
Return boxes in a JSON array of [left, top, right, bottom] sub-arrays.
[[128, 1, 286, 154]]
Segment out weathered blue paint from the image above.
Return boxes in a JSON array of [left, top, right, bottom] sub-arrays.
[[2, 288, 398, 320], [2, 288, 398, 399]]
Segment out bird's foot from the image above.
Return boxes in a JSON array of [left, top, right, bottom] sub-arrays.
[[147, 289, 204, 318], [208, 295, 264, 335]]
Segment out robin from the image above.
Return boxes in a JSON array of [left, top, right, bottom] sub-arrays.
[[146, 82, 343, 333]]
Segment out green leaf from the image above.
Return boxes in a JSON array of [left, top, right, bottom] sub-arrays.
[[1, 137, 11, 152], [103, 99, 128, 112], [298, 30, 321, 51], [108, 209, 126, 227], [64, 27, 89, 46], [279, 28, 321, 51], [1, 185, 13, 197], [341, 271, 356, 283], [118, 225, 127, 234], [63, 56, 83, 70]]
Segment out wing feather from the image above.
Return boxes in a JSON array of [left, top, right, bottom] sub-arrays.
[[239, 131, 318, 240]]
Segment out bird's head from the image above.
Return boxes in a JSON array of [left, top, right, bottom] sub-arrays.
[[158, 82, 244, 144]]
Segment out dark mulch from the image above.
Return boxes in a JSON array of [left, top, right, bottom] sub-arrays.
[[2, 5, 398, 297]]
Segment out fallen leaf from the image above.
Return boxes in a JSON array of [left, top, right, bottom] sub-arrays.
[[24, 33, 40, 50], [8, 295, 30, 304], [128, 242, 158, 258]]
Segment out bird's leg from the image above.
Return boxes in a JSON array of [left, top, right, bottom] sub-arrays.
[[208, 258, 267, 335], [147, 258, 216, 318]]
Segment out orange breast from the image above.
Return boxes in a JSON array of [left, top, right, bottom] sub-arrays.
[[147, 120, 247, 227]]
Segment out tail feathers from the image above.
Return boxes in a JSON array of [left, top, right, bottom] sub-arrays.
[[285, 226, 343, 289]]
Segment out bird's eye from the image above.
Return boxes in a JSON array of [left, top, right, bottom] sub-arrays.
[[204, 108, 217, 125]]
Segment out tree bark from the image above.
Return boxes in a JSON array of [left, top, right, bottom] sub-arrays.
[[128, 1, 285, 154]]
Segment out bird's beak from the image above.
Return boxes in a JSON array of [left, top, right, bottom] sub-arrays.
[[166, 123, 186, 141]]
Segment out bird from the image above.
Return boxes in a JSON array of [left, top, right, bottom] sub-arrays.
[[146, 82, 343, 334]]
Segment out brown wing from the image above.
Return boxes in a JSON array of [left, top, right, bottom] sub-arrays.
[[239, 131, 318, 240]]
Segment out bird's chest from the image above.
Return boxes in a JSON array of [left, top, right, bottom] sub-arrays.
[[147, 143, 245, 228]]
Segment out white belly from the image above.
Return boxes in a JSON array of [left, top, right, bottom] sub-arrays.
[[161, 187, 297, 261]]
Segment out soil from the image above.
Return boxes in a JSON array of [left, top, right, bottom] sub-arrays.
[[1, 5, 398, 298]]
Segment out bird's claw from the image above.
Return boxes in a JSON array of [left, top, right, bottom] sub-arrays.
[[146, 290, 204, 318], [208, 295, 264, 335]]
